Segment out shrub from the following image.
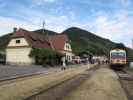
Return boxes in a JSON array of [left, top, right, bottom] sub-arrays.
[[29, 48, 63, 66]]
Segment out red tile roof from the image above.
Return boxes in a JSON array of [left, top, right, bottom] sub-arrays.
[[49, 35, 69, 51], [12, 28, 70, 52], [12, 28, 51, 49]]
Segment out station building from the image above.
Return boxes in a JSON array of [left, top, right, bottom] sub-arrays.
[[6, 28, 73, 64]]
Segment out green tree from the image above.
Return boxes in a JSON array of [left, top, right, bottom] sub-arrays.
[[114, 43, 126, 50], [29, 48, 63, 66]]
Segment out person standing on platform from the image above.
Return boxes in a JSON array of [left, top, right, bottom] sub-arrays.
[[61, 57, 66, 70]]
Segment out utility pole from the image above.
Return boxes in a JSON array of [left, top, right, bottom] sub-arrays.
[[42, 20, 45, 34], [42, 20, 48, 38], [42, 20, 54, 49]]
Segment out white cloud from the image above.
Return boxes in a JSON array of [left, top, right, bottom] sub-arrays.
[[86, 10, 133, 48], [118, 0, 131, 6], [0, 10, 77, 35], [32, 0, 59, 5], [0, 16, 40, 35]]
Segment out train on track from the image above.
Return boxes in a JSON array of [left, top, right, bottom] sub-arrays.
[[110, 49, 127, 70]]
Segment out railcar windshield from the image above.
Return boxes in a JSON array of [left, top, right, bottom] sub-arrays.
[[111, 52, 126, 58]]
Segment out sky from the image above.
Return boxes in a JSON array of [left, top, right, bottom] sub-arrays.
[[0, 0, 133, 48]]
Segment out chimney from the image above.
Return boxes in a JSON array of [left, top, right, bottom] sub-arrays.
[[13, 27, 17, 33]]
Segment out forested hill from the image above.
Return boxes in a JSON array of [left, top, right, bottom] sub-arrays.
[[0, 33, 12, 50], [62, 27, 117, 55]]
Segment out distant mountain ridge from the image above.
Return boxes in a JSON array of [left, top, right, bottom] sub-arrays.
[[34, 29, 57, 36], [0, 27, 133, 61], [62, 27, 116, 55]]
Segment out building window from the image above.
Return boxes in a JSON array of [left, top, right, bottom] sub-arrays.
[[67, 45, 70, 49], [66, 45, 68, 49], [66, 44, 70, 49], [16, 40, 20, 44], [66, 55, 69, 60], [68, 56, 70, 61]]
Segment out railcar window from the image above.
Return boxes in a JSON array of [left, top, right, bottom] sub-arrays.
[[111, 52, 126, 58]]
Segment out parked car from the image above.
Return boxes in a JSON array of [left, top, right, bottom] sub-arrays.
[[72, 56, 81, 64]]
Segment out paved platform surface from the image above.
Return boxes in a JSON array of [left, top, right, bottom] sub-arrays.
[[0, 65, 60, 80]]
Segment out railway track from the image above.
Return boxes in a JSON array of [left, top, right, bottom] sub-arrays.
[[0, 69, 59, 86], [25, 65, 99, 100], [0, 65, 85, 85], [115, 69, 133, 100], [0, 72, 46, 86]]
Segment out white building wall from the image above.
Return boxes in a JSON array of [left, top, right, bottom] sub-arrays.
[[61, 50, 73, 62], [62, 42, 73, 62], [65, 52, 73, 62], [6, 37, 34, 64], [8, 38, 29, 47], [64, 43, 72, 52], [6, 47, 34, 64]]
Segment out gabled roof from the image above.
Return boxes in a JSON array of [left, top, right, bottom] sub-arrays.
[[49, 34, 69, 51], [12, 28, 51, 49], [11, 28, 70, 51]]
